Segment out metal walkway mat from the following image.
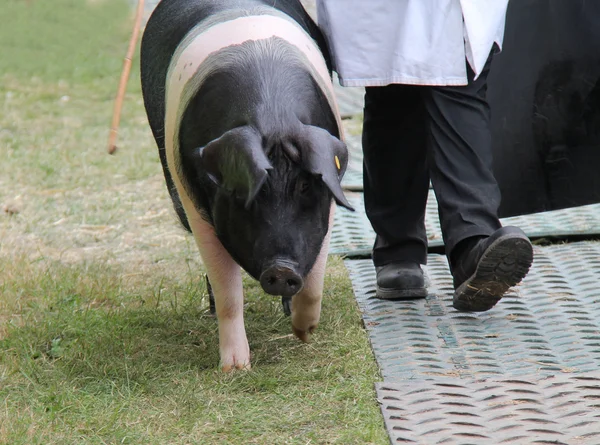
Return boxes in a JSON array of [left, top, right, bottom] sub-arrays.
[[377, 373, 600, 444], [346, 241, 600, 443], [331, 192, 600, 256], [505, 205, 600, 239], [334, 81, 365, 118], [345, 241, 600, 381], [330, 191, 443, 255], [341, 133, 364, 191]]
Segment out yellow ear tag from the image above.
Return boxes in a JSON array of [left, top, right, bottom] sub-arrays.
[[334, 155, 341, 170]]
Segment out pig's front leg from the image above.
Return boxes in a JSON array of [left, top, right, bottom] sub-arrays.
[[188, 214, 250, 371], [291, 203, 335, 342]]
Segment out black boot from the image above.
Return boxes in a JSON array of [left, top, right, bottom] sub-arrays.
[[376, 261, 427, 299], [451, 226, 534, 312]]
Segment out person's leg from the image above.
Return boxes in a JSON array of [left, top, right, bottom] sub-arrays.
[[423, 50, 533, 311], [424, 54, 501, 255], [362, 84, 430, 298]]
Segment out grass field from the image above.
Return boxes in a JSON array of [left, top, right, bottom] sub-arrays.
[[0, 1, 386, 443]]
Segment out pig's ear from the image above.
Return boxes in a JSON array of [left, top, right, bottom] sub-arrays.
[[296, 125, 354, 211], [195, 126, 272, 209]]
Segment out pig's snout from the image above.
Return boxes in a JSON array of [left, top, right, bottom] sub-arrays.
[[260, 260, 303, 297]]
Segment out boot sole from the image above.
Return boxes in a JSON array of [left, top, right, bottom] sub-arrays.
[[376, 286, 428, 300], [453, 234, 533, 312]]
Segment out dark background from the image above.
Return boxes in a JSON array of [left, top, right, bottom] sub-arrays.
[[489, 0, 600, 217]]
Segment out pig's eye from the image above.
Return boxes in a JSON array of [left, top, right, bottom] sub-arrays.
[[298, 180, 310, 195]]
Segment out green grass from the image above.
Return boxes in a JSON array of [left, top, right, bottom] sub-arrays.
[[0, 0, 131, 83], [0, 1, 386, 443], [0, 256, 384, 444]]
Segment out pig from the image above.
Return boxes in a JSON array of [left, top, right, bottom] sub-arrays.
[[140, 0, 353, 371]]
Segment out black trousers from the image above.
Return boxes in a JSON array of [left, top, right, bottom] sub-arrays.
[[363, 53, 502, 267]]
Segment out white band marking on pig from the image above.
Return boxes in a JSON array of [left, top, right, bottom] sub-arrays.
[[166, 14, 339, 128]]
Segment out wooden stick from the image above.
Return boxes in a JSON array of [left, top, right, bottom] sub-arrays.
[[107, 0, 146, 155]]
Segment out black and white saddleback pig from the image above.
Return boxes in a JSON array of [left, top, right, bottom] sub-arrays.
[[140, 0, 353, 371]]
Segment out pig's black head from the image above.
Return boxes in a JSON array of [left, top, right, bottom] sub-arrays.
[[193, 123, 353, 297]]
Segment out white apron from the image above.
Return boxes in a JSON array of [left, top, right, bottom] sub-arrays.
[[316, 0, 509, 87]]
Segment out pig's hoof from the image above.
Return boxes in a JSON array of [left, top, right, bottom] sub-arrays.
[[221, 354, 251, 372], [221, 361, 251, 372], [292, 324, 318, 343], [220, 344, 251, 372]]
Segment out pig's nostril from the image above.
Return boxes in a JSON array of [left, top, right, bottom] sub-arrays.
[[287, 278, 299, 287], [268, 276, 277, 285]]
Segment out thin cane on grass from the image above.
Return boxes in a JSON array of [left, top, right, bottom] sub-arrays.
[[107, 0, 146, 155]]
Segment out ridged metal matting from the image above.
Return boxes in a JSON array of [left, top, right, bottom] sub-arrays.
[[347, 241, 600, 443], [378, 373, 600, 444], [330, 191, 442, 256], [340, 133, 363, 191], [334, 81, 365, 118], [331, 191, 600, 256], [346, 241, 600, 380]]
